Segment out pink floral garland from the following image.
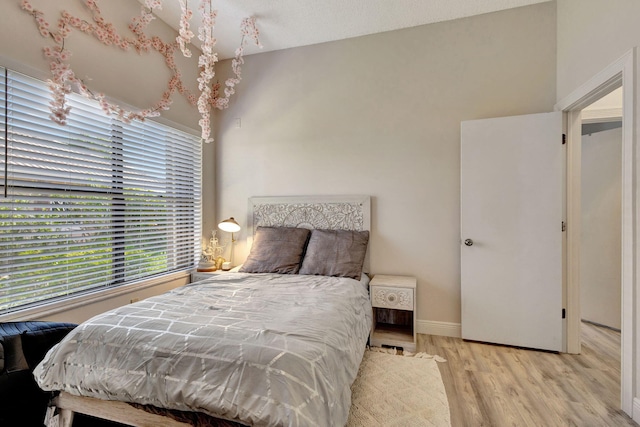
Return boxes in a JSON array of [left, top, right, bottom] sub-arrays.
[[20, 0, 261, 143], [186, 0, 261, 142], [177, 0, 194, 58]]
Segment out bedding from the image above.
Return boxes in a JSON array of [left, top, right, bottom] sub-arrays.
[[239, 227, 310, 274], [34, 273, 372, 427], [299, 230, 369, 280]]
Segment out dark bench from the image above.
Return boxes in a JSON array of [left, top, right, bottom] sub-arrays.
[[0, 321, 77, 427]]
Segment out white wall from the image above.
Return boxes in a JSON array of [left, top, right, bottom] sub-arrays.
[[211, 2, 557, 330], [557, 0, 640, 101], [0, 0, 201, 323], [581, 126, 622, 330]]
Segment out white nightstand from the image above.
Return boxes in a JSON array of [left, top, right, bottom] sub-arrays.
[[191, 270, 231, 282], [369, 274, 417, 352]]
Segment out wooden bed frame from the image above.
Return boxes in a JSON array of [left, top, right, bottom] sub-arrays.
[[44, 195, 371, 427], [51, 392, 191, 427]]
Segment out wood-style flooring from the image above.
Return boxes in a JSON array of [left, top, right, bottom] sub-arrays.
[[419, 322, 637, 426]]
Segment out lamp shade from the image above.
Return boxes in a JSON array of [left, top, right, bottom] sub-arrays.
[[218, 217, 241, 233]]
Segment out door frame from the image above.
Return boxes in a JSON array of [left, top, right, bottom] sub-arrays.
[[555, 48, 636, 417]]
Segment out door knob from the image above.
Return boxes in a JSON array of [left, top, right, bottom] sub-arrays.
[[464, 239, 474, 246]]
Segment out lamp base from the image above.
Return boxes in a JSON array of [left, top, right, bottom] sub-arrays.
[[197, 261, 217, 272]]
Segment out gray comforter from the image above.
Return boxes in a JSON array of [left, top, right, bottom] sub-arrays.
[[34, 273, 372, 427]]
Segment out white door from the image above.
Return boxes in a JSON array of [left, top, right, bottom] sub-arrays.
[[461, 112, 564, 352]]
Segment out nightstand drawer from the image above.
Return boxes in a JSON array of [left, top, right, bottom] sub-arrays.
[[371, 285, 413, 310]]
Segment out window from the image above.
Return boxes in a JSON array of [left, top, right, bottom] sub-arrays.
[[0, 67, 202, 314]]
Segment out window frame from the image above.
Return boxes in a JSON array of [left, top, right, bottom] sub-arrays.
[[0, 66, 202, 318]]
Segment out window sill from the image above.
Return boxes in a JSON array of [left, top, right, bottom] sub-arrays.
[[0, 270, 191, 322]]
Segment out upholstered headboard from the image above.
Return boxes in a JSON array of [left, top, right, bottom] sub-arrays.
[[247, 195, 371, 271]]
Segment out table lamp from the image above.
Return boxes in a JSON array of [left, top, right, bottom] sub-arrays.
[[218, 217, 241, 268]]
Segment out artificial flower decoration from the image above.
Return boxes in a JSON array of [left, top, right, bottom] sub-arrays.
[[20, 0, 261, 142], [177, 0, 194, 58]]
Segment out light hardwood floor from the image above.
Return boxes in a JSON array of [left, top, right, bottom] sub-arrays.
[[419, 322, 637, 426]]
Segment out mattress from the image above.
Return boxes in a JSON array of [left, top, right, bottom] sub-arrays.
[[34, 273, 372, 426]]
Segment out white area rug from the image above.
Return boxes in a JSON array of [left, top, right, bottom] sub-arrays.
[[347, 350, 451, 427]]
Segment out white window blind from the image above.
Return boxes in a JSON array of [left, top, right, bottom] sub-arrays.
[[0, 67, 202, 314]]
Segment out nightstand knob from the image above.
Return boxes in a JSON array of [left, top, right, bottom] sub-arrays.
[[464, 238, 474, 246]]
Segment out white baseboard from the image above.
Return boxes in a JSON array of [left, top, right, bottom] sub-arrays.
[[633, 397, 640, 423], [416, 320, 461, 338]]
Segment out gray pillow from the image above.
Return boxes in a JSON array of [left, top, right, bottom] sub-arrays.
[[299, 229, 369, 280], [240, 226, 311, 274]]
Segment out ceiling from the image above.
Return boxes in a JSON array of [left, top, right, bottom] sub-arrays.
[[141, 0, 551, 59]]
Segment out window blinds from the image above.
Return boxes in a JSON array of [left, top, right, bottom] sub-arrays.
[[0, 67, 202, 314]]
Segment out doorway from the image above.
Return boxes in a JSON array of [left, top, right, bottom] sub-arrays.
[[556, 49, 635, 417], [581, 88, 623, 332]]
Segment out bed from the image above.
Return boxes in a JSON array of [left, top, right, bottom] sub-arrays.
[[34, 196, 372, 427]]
